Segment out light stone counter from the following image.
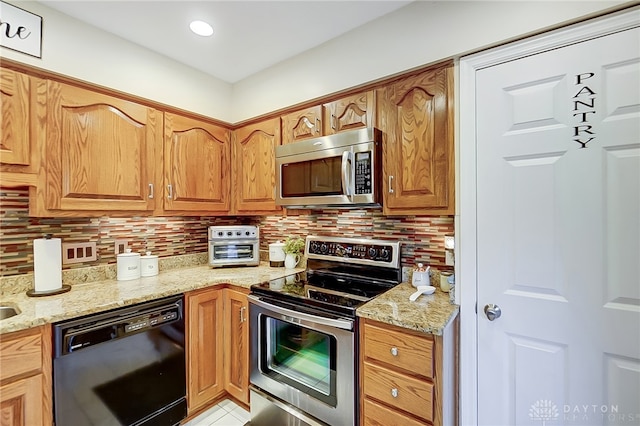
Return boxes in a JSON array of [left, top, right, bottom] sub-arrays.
[[0, 262, 303, 335], [356, 282, 459, 336]]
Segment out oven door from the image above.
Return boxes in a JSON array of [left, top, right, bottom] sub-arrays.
[[248, 295, 356, 426]]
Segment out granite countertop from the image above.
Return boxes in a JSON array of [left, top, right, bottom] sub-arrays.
[[1, 262, 459, 337], [0, 262, 303, 334], [356, 282, 459, 336]]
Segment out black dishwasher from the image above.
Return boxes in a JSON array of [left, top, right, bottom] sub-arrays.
[[53, 295, 186, 426]]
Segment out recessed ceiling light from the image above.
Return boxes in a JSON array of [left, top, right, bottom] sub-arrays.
[[190, 20, 213, 37]]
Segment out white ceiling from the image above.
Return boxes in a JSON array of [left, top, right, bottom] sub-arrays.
[[38, 0, 413, 84]]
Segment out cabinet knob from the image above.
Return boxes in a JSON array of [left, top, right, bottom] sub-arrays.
[[388, 176, 394, 194], [148, 183, 154, 199], [391, 388, 398, 398], [390, 347, 398, 356], [240, 306, 246, 323], [167, 184, 173, 200]]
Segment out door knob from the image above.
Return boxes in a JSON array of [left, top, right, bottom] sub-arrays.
[[484, 304, 502, 321]]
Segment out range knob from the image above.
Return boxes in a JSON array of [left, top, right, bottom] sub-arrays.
[[245, 231, 251, 236], [309, 242, 319, 253], [368, 247, 377, 259], [217, 231, 224, 237], [380, 247, 390, 261], [227, 231, 233, 236], [320, 243, 328, 254]]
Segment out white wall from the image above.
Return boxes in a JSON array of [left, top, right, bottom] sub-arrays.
[[230, 0, 627, 122], [2, 1, 628, 123], [1, 1, 233, 121]]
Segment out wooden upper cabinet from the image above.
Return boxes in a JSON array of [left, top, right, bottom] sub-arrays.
[[0, 68, 43, 187], [44, 81, 161, 213], [323, 91, 375, 135], [281, 105, 322, 145], [163, 113, 230, 213], [1, 69, 30, 167], [232, 118, 281, 214], [379, 64, 454, 216]]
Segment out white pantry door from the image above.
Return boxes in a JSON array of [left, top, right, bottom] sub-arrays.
[[475, 24, 640, 426]]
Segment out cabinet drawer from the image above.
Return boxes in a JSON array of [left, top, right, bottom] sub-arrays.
[[362, 321, 433, 378], [0, 328, 42, 382], [362, 362, 433, 423], [363, 398, 429, 426]]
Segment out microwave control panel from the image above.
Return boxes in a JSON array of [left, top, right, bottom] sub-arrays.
[[354, 152, 372, 194]]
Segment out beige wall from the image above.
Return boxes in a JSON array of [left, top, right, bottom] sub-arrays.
[[1, 1, 233, 121], [230, 1, 627, 121], [2, 1, 628, 123]]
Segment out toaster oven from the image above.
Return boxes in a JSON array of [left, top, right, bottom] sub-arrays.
[[208, 225, 260, 268]]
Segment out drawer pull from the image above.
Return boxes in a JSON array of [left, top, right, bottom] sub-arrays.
[[390, 347, 398, 356], [391, 388, 398, 398]]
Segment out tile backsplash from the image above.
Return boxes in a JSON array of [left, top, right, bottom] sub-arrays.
[[0, 187, 453, 277]]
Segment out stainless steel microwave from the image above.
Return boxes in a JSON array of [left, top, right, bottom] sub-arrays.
[[275, 128, 381, 209]]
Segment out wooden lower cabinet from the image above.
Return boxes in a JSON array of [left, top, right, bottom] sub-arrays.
[[359, 317, 458, 426], [186, 286, 250, 415], [0, 324, 52, 426], [223, 288, 249, 405], [186, 288, 225, 413]]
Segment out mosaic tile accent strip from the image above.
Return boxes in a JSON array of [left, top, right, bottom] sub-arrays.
[[0, 187, 454, 278], [259, 210, 454, 269]]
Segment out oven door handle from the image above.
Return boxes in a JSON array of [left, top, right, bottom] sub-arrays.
[[247, 294, 354, 331]]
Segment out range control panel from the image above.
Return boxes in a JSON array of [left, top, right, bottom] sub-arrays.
[[306, 236, 400, 267]]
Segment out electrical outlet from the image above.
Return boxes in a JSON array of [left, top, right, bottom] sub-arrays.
[[445, 250, 455, 266], [114, 240, 129, 255], [62, 242, 97, 265]]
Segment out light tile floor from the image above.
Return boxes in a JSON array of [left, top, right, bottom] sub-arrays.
[[183, 399, 250, 426]]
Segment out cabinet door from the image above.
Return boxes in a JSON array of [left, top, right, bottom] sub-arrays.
[[0, 375, 44, 426], [186, 288, 224, 413], [223, 289, 249, 405], [232, 118, 281, 214], [164, 113, 231, 213], [379, 65, 454, 215], [281, 106, 322, 145], [323, 91, 375, 135], [45, 81, 161, 212], [0, 68, 30, 167]]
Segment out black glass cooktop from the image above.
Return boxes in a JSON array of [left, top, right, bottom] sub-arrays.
[[251, 260, 401, 317]]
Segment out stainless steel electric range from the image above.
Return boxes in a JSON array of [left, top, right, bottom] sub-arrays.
[[248, 235, 402, 426]]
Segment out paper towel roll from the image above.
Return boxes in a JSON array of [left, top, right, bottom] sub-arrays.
[[33, 237, 63, 292]]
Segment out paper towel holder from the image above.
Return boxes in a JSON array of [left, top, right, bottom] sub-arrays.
[[27, 234, 72, 297]]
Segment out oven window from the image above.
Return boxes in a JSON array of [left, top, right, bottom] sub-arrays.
[[213, 244, 254, 260], [282, 157, 343, 197], [264, 317, 336, 403]]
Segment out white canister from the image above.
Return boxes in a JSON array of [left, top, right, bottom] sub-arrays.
[[269, 241, 286, 267], [140, 251, 159, 277], [117, 249, 141, 281]]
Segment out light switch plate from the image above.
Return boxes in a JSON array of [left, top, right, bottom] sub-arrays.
[[445, 250, 455, 266], [62, 242, 97, 265]]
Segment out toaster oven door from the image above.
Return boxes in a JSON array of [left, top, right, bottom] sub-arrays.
[[209, 241, 258, 266]]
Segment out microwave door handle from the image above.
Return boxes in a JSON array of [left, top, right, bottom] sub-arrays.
[[341, 151, 354, 198]]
